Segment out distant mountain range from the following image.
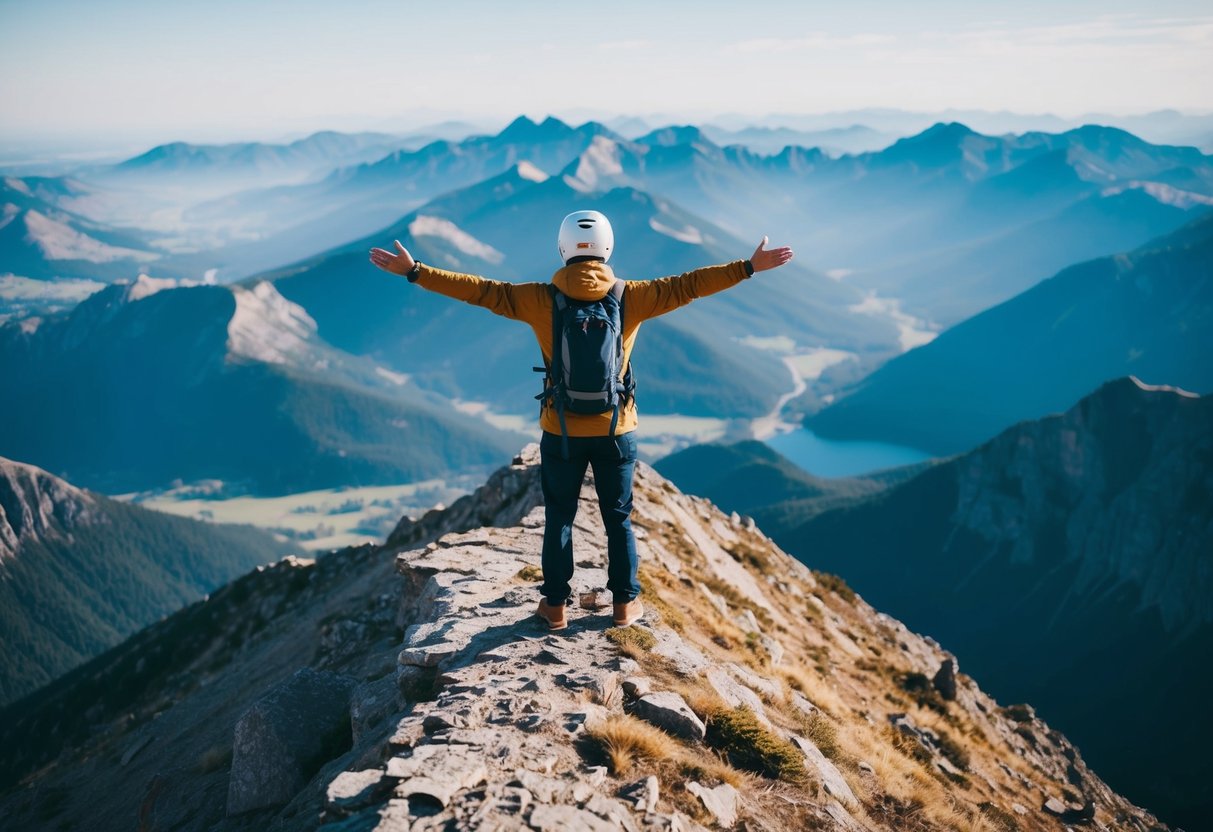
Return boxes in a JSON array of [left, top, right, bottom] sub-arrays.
[[0, 176, 160, 282], [0, 275, 522, 494], [160, 117, 1213, 324], [253, 158, 900, 421], [660, 377, 1213, 830], [699, 123, 896, 156], [0, 455, 293, 707], [92, 131, 419, 191], [808, 212, 1213, 455]]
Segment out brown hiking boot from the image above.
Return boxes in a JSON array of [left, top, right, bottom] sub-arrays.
[[612, 598, 644, 627], [537, 598, 568, 631]]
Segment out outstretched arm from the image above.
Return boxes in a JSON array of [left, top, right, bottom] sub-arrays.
[[626, 236, 794, 321], [369, 239, 543, 322]]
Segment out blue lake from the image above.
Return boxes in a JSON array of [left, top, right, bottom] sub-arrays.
[[765, 429, 934, 478]]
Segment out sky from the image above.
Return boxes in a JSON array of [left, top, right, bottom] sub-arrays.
[[2, 0, 1212, 145]]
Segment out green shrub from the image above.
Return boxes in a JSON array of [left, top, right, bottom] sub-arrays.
[[515, 565, 543, 582], [706, 706, 807, 783], [813, 572, 856, 604]]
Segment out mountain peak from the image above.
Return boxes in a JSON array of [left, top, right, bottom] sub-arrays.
[[496, 115, 573, 143], [0, 456, 95, 563], [636, 124, 714, 148]]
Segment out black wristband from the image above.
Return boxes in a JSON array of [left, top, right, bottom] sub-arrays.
[[743, 259, 754, 277], [406, 261, 421, 282]]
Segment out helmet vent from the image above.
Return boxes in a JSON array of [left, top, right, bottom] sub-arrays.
[[578, 221, 595, 228]]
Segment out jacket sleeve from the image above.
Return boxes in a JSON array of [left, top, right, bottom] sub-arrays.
[[624, 260, 752, 322], [411, 263, 548, 325]]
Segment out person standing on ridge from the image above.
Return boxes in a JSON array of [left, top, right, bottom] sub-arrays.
[[369, 212, 793, 630]]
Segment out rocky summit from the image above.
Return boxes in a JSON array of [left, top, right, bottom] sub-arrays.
[[0, 447, 1167, 831]]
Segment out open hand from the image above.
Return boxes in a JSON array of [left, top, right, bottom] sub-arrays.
[[369, 240, 416, 276], [750, 236, 793, 272]]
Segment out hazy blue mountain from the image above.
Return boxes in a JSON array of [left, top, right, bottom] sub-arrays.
[[774, 377, 1213, 831], [654, 439, 933, 527], [98, 131, 410, 187], [808, 213, 1213, 455], [0, 176, 161, 282], [0, 455, 294, 707], [653, 439, 884, 515], [186, 117, 627, 276], [255, 158, 900, 421], [0, 276, 522, 494], [166, 117, 1213, 324], [572, 121, 1213, 322], [700, 123, 894, 156]]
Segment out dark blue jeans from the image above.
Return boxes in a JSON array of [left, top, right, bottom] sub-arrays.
[[539, 430, 641, 605]]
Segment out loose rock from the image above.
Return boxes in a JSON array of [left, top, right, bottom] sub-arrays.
[[686, 781, 739, 828], [227, 668, 358, 815], [631, 691, 706, 741]]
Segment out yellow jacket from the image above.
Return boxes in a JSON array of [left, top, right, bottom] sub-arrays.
[[410, 258, 752, 436]]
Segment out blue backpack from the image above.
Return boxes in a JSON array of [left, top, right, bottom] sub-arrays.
[[534, 280, 635, 457]]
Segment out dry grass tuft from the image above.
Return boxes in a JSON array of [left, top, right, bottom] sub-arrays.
[[605, 626, 657, 653], [674, 681, 730, 724], [586, 714, 680, 775], [679, 753, 750, 789], [798, 710, 842, 761], [637, 566, 688, 632]]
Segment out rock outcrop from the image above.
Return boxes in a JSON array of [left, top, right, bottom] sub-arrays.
[[0, 446, 1170, 831], [0, 456, 96, 562]]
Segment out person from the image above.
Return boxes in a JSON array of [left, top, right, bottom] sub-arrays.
[[369, 211, 793, 631]]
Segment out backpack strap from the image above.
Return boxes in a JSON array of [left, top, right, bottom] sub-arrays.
[[546, 284, 570, 460], [607, 279, 627, 447]]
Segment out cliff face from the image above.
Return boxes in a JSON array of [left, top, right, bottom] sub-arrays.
[[0, 457, 98, 563], [773, 377, 1212, 829], [0, 456, 291, 706], [0, 448, 1167, 831]]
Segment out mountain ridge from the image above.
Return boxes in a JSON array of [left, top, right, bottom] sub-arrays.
[[807, 212, 1213, 455], [0, 446, 1168, 831], [0, 455, 294, 706], [702, 377, 1211, 830]]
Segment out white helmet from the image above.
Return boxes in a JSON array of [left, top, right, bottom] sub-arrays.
[[557, 210, 613, 263]]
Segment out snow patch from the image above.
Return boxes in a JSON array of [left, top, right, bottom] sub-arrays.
[[1102, 181, 1213, 209], [787, 347, 859, 381], [23, 210, 159, 264], [375, 366, 410, 386], [737, 335, 796, 354], [1128, 376, 1199, 398], [227, 281, 318, 365], [18, 316, 43, 334], [124, 274, 195, 302], [452, 399, 534, 434], [4, 177, 32, 196], [0, 203, 18, 231], [516, 161, 549, 182], [649, 217, 703, 244], [408, 215, 504, 265], [567, 136, 623, 191], [848, 291, 938, 352]]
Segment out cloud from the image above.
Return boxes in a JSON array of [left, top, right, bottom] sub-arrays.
[[596, 39, 653, 51], [729, 33, 895, 53]]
